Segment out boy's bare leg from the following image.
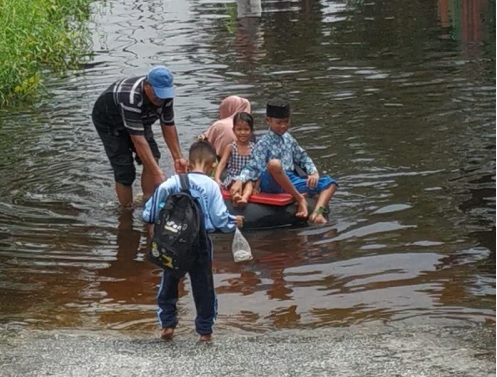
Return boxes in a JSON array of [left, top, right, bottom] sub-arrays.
[[237, 181, 254, 206], [309, 183, 337, 224], [161, 328, 174, 340], [266, 160, 308, 218], [228, 182, 242, 206]]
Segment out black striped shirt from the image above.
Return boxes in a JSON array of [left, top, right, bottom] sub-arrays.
[[92, 76, 175, 135]]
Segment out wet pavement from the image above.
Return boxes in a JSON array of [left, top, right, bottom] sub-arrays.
[[0, 322, 494, 377]]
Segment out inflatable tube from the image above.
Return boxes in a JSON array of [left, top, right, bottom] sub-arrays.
[[221, 189, 320, 230]]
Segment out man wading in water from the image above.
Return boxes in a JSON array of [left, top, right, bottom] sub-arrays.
[[92, 65, 188, 208]]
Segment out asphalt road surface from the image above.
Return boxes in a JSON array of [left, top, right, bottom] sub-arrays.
[[0, 322, 494, 377]]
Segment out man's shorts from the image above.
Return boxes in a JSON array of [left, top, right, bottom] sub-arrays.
[[93, 117, 160, 186], [259, 170, 336, 196]]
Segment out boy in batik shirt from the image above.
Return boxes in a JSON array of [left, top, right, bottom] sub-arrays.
[[230, 98, 337, 224]]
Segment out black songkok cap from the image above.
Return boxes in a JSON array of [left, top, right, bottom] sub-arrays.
[[266, 98, 290, 119]]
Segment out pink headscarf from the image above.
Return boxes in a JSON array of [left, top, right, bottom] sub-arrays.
[[203, 96, 251, 156]]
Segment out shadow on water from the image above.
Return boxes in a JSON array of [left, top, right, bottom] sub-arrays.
[[0, 0, 494, 335]]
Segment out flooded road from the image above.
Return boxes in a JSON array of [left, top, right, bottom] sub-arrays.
[[0, 0, 494, 346]]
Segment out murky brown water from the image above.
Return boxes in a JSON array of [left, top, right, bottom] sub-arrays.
[[0, 0, 494, 335]]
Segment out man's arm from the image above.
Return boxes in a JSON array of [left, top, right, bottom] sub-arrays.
[[130, 134, 165, 184], [160, 124, 183, 160], [160, 99, 187, 172], [161, 125, 188, 173]]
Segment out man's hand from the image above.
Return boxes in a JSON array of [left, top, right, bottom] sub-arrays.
[[230, 180, 243, 196], [153, 171, 166, 186], [161, 125, 187, 173], [174, 158, 188, 173], [307, 172, 319, 190], [235, 216, 244, 228]]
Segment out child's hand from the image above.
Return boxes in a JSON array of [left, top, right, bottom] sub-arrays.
[[235, 216, 244, 228], [307, 173, 319, 190]]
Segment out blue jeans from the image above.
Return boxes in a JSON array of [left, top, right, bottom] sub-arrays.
[[156, 233, 217, 336], [260, 170, 337, 196]]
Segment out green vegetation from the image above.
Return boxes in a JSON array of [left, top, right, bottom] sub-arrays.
[[223, 3, 237, 34], [0, 0, 92, 106]]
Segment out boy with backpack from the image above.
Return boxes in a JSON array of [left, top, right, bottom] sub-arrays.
[[142, 140, 244, 342]]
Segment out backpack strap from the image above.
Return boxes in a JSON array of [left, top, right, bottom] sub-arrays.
[[178, 173, 190, 193], [179, 173, 207, 241]]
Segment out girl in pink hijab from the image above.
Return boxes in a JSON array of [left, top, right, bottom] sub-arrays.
[[202, 96, 251, 157]]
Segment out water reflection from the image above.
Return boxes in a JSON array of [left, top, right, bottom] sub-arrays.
[[234, 0, 264, 65], [0, 0, 494, 334]]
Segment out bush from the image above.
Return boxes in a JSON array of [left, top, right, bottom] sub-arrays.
[[0, 0, 92, 105]]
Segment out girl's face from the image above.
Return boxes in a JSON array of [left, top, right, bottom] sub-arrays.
[[233, 120, 252, 143]]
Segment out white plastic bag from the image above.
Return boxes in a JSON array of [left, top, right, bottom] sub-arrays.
[[232, 228, 253, 262]]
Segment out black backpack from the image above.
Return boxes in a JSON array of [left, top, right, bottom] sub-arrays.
[[147, 174, 203, 277]]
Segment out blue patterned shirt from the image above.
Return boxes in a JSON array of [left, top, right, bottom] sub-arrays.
[[237, 130, 318, 182]]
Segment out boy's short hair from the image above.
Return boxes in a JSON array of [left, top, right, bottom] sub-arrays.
[[266, 98, 290, 119], [189, 140, 217, 164]]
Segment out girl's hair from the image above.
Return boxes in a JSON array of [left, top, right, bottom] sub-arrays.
[[232, 112, 254, 132]]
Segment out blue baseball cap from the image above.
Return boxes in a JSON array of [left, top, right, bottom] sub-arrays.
[[146, 66, 175, 99]]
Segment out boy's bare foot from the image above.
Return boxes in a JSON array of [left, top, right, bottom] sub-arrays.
[[199, 334, 212, 342], [237, 196, 249, 207], [160, 328, 174, 340], [295, 198, 308, 218], [309, 213, 327, 224], [309, 206, 328, 224]]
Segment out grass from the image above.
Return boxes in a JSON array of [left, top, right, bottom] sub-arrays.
[[0, 0, 93, 106]]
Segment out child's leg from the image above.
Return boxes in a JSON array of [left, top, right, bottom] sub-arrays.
[[237, 181, 254, 206], [265, 159, 308, 218], [309, 183, 337, 224], [253, 179, 260, 194], [157, 269, 180, 338], [189, 237, 217, 339], [226, 182, 243, 206]]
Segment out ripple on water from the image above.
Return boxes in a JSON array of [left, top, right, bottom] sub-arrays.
[[0, 0, 494, 333]]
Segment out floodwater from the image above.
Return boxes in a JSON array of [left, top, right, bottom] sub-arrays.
[[0, 0, 494, 337]]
